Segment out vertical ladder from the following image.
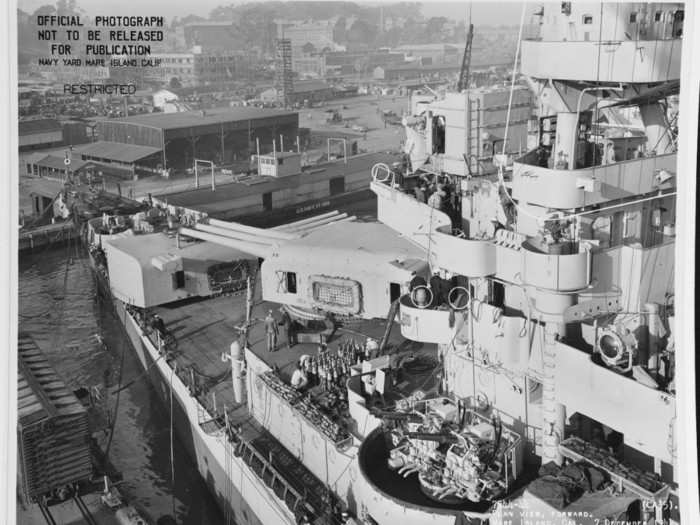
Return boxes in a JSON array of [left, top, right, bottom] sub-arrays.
[[378, 299, 401, 354]]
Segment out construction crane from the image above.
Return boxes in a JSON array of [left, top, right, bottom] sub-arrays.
[[457, 22, 474, 92], [457, 3, 474, 92]]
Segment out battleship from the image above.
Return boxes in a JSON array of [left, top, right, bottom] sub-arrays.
[[82, 3, 683, 525]]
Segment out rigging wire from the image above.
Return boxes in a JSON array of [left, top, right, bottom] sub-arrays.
[[110, 350, 166, 395], [170, 365, 177, 521], [592, 1, 605, 168], [495, 1, 563, 225], [103, 305, 128, 467]]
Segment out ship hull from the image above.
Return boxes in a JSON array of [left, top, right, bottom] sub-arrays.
[[93, 258, 296, 525], [230, 188, 374, 227]]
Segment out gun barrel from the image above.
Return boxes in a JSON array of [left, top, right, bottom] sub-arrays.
[[406, 432, 459, 443], [373, 410, 423, 422]]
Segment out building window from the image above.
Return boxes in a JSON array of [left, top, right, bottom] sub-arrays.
[[561, 2, 572, 16], [582, 15, 593, 25], [629, 12, 637, 23], [655, 11, 662, 22]]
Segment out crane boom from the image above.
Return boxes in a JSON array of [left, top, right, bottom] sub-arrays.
[[457, 23, 474, 92]]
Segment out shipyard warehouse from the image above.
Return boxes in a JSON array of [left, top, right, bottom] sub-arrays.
[[94, 106, 299, 173]]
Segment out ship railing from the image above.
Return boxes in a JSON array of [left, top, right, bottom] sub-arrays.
[[196, 402, 226, 436], [559, 436, 670, 506], [237, 440, 317, 520]]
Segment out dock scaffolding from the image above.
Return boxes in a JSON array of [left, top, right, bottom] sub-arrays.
[[275, 38, 293, 107]]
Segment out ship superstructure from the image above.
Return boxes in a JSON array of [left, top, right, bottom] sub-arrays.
[[88, 3, 683, 525], [371, 2, 681, 523]]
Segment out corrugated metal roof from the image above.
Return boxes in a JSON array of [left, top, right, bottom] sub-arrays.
[[292, 80, 332, 93], [24, 178, 65, 199], [100, 106, 297, 131], [18, 119, 62, 136], [24, 153, 49, 165], [381, 63, 461, 73], [396, 43, 461, 51], [30, 154, 90, 171], [76, 141, 161, 163]]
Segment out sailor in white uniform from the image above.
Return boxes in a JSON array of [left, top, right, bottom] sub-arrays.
[[291, 355, 310, 390]]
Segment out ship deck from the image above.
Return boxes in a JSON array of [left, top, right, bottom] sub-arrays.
[[147, 273, 438, 517], [150, 274, 431, 413]]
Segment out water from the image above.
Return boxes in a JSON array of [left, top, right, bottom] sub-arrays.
[[18, 242, 224, 525]]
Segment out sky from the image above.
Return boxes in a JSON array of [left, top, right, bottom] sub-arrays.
[[17, 0, 526, 26]]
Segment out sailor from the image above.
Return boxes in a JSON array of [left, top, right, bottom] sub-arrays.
[[264, 310, 279, 352], [409, 271, 427, 291], [365, 338, 379, 360], [152, 314, 166, 336], [413, 183, 426, 203], [429, 272, 445, 307], [291, 356, 310, 390], [603, 142, 616, 165], [590, 425, 607, 449], [554, 151, 569, 170], [427, 186, 445, 210], [278, 307, 294, 348]]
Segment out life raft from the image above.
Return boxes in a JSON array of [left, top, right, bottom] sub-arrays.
[[308, 274, 362, 316]]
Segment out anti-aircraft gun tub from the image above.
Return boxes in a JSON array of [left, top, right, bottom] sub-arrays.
[[374, 396, 523, 504]]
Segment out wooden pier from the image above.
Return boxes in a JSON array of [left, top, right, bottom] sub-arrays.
[[18, 221, 77, 253]]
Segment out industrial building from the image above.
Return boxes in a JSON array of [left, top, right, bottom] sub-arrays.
[[18, 119, 63, 151], [260, 80, 334, 105], [23, 144, 160, 182], [292, 54, 326, 78], [18, 119, 91, 151], [139, 49, 250, 87], [324, 50, 405, 76], [182, 21, 240, 52], [394, 43, 463, 65], [276, 19, 335, 54], [24, 152, 91, 179], [95, 106, 299, 172], [372, 63, 461, 82]]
